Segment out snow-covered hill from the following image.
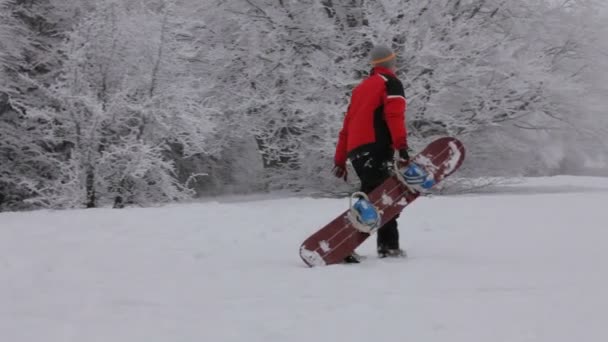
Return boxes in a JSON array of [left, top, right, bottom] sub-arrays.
[[2, 176, 608, 342]]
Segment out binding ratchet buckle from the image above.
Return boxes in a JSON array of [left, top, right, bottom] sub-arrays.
[[392, 161, 434, 193], [347, 192, 381, 234]]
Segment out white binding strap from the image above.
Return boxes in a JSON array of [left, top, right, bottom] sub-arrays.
[[387, 95, 406, 101]]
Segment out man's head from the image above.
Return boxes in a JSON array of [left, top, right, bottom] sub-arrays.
[[370, 45, 396, 70]]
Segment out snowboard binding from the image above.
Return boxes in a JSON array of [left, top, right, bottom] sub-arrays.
[[347, 192, 381, 234], [394, 161, 435, 193]]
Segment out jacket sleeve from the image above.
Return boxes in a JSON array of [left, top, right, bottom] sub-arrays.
[[334, 105, 351, 167], [383, 78, 408, 150]]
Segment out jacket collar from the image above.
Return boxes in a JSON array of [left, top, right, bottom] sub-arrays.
[[370, 66, 396, 78]]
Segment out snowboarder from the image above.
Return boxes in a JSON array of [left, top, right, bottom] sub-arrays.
[[332, 45, 410, 262]]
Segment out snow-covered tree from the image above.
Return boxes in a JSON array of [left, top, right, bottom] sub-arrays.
[[188, 0, 360, 191], [18, 0, 220, 208], [0, 0, 61, 210]]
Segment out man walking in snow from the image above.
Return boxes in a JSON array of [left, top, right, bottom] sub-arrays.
[[332, 45, 409, 261]]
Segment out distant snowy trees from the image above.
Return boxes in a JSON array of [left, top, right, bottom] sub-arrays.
[[358, 0, 608, 176], [18, 1, 221, 208], [201, 0, 608, 185], [0, 0, 66, 210], [1, 0, 607, 210], [2, 0, 219, 209]]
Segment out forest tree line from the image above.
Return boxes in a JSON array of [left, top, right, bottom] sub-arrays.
[[1, 0, 607, 210]]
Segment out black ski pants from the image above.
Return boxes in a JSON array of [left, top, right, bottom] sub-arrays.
[[350, 152, 400, 251]]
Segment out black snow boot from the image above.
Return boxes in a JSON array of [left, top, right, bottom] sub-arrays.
[[377, 247, 406, 258], [343, 252, 362, 264], [377, 218, 404, 258]]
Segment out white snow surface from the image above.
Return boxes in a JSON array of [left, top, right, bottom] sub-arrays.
[[2, 176, 608, 342]]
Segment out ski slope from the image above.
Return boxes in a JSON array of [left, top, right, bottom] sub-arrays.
[[1, 176, 608, 342]]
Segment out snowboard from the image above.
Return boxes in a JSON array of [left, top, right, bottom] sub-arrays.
[[299, 137, 466, 267]]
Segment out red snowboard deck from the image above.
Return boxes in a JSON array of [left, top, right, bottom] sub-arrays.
[[299, 137, 466, 267]]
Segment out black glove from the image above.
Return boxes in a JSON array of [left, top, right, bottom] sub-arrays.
[[398, 148, 410, 163], [332, 164, 347, 181]]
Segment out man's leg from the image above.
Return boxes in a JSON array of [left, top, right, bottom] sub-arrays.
[[350, 153, 401, 255], [377, 218, 399, 254], [350, 153, 389, 193]]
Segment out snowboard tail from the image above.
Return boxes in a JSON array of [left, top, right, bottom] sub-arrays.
[[299, 137, 466, 267]]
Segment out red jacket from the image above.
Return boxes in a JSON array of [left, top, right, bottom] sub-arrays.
[[334, 66, 408, 167]]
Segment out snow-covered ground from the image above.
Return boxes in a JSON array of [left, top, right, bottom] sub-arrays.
[[2, 176, 608, 342]]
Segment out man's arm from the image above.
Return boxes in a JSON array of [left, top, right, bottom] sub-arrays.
[[383, 78, 408, 150], [334, 105, 352, 167]]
